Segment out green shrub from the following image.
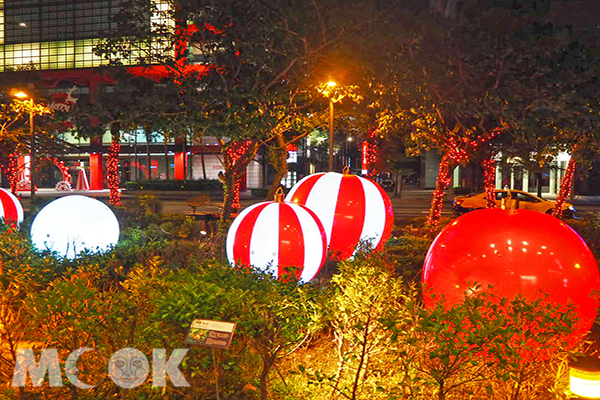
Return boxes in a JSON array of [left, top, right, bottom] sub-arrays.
[[251, 187, 270, 198], [0, 210, 584, 400], [124, 179, 222, 192], [386, 234, 433, 281]]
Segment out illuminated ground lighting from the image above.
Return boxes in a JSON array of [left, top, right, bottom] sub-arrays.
[[30, 195, 119, 259], [570, 356, 600, 399]]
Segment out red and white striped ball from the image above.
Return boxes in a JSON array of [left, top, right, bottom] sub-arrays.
[[0, 188, 23, 224], [226, 201, 327, 282], [285, 172, 393, 260]]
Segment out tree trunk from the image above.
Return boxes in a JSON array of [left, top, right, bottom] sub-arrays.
[[201, 152, 207, 180], [133, 133, 138, 181], [394, 171, 403, 198], [220, 173, 243, 223], [145, 131, 152, 181], [552, 156, 576, 218], [483, 158, 496, 208], [260, 355, 274, 400], [427, 153, 453, 230], [536, 171, 543, 198], [107, 124, 121, 205], [510, 373, 524, 400], [219, 171, 236, 234], [267, 133, 288, 200], [351, 314, 372, 400], [7, 154, 18, 194], [438, 381, 445, 400], [164, 140, 169, 180], [218, 142, 259, 232]]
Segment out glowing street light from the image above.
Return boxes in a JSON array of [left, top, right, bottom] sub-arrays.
[[13, 90, 28, 99]]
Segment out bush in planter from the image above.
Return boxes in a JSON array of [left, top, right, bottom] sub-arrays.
[[251, 187, 270, 198], [124, 180, 222, 191]]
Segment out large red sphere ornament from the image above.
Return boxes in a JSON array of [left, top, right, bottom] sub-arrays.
[[0, 188, 23, 224], [285, 171, 393, 260], [226, 198, 327, 283], [423, 208, 600, 336]]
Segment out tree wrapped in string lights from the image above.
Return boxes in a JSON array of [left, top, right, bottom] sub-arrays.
[[0, 101, 52, 194], [1, 153, 19, 194], [107, 139, 121, 205], [552, 146, 577, 219], [361, 128, 380, 177], [426, 126, 504, 229], [222, 140, 256, 215], [371, 104, 507, 230], [482, 157, 496, 208]]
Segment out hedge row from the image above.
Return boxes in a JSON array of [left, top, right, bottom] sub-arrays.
[[124, 179, 223, 192]]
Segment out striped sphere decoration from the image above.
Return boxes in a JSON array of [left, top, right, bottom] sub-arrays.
[[0, 188, 23, 224], [226, 199, 327, 283], [285, 171, 393, 260]]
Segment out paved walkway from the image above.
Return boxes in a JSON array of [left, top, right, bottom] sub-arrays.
[[15, 187, 600, 217]]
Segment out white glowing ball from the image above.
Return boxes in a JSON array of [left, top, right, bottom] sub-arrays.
[[31, 195, 120, 259]]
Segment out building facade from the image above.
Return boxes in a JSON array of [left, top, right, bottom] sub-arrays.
[[0, 0, 268, 191]]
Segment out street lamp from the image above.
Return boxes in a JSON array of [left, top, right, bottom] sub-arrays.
[[318, 81, 347, 172], [12, 90, 36, 199]]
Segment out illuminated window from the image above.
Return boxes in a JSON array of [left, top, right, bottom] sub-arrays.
[[0, 1, 4, 45], [0, 0, 175, 71], [4, 42, 40, 68]]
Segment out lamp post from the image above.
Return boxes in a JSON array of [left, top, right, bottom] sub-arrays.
[[329, 94, 334, 171], [12, 90, 36, 199], [319, 81, 347, 172], [346, 136, 353, 168]]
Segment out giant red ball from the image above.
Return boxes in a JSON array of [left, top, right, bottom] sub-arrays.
[[423, 208, 600, 335]]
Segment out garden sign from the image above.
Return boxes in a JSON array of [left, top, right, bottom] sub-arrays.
[[185, 319, 236, 349]]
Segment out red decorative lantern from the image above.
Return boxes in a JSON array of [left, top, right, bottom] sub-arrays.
[[0, 188, 24, 224], [423, 208, 600, 337], [226, 195, 327, 283], [285, 170, 393, 260]]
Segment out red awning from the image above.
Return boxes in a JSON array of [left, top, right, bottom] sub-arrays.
[[126, 64, 210, 83]]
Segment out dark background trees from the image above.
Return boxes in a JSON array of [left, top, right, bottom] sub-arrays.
[[53, 0, 600, 224], [344, 0, 600, 224]]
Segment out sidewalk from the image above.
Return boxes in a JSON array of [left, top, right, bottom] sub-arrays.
[[14, 186, 600, 216], [16, 188, 111, 198], [394, 188, 600, 205], [536, 193, 600, 205]]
